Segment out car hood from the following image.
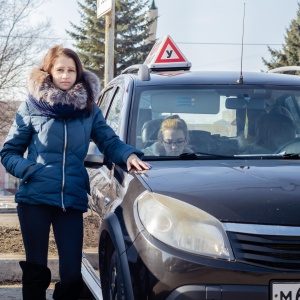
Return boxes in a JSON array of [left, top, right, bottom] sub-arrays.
[[139, 159, 300, 226]]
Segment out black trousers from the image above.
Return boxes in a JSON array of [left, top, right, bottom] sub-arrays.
[[17, 202, 83, 284]]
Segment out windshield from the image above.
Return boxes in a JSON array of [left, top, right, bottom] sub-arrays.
[[134, 86, 300, 157]]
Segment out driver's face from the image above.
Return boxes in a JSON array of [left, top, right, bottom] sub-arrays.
[[161, 129, 187, 156]]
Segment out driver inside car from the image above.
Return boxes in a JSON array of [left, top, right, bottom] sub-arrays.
[[142, 115, 193, 156]]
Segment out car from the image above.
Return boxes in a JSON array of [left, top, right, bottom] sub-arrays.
[[82, 35, 300, 300]]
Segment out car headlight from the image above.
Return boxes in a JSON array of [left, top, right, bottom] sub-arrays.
[[137, 192, 234, 260]]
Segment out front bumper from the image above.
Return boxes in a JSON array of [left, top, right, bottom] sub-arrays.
[[128, 229, 300, 299]]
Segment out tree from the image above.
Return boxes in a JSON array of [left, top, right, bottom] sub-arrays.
[[0, 0, 52, 101], [67, 0, 156, 87], [0, 100, 21, 138], [262, 3, 300, 70]]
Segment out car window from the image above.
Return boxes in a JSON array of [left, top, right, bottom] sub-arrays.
[[285, 95, 300, 133], [99, 87, 115, 116], [136, 86, 300, 157], [106, 86, 123, 134]]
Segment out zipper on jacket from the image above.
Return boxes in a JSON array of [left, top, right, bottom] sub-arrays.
[[61, 120, 67, 212]]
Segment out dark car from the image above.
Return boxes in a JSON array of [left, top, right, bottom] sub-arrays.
[[82, 37, 300, 300]]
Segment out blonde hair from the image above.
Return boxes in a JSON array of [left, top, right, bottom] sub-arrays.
[[158, 115, 188, 141]]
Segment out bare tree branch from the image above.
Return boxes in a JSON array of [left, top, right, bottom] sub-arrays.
[[0, 100, 21, 137], [0, 0, 54, 101]]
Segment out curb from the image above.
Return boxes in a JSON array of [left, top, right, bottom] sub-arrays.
[[0, 252, 97, 283], [0, 208, 17, 214], [0, 255, 60, 282]]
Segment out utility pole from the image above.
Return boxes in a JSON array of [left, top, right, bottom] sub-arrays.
[[146, 0, 158, 44], [104, 0, 115, 86], [97, 0, 115, 86]]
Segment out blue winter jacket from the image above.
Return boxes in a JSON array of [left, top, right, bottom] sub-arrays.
[[0, 100, 143, 212]]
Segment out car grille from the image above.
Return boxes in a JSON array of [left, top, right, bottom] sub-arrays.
[[228, 231, 300, 270]]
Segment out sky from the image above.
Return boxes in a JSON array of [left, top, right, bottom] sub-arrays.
[[32, 0, 299, 72]]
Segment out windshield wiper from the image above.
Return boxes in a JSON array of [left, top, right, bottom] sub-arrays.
[[234, 152, 300, 159], [194, 152, 237, 159], [282, 153, 300, 159], [144, 151, 300, 161], [179, 153, 198, 160], [144, 152, 230, 160]]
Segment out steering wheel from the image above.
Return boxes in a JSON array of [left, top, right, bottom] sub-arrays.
[[192, 136, 219, 154], [275, 138, 300, 154]]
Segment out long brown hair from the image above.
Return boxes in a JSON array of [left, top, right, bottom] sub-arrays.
[[40, 45, 94, 114]]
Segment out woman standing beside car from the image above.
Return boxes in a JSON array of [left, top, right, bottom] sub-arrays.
[[0, 45, 150, 300]]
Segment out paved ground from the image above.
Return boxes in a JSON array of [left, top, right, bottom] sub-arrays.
[[0, 195, 17, 210], [0, 283, 54, 299]]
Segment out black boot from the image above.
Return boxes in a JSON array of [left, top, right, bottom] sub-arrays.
[[19, 261, 51, 300], [52, 277, 84, 300]]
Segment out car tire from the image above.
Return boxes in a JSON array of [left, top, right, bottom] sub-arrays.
[[108, 250, 125, 300]]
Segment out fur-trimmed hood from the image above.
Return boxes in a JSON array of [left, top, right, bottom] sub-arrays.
[[27, 68, 100, 109]]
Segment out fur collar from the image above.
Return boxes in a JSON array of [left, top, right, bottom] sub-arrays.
[[27, 68, 100, 109]]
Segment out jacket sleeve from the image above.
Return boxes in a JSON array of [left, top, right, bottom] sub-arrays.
[[0, 101, 36, 178], [90, 104, 144, 165]]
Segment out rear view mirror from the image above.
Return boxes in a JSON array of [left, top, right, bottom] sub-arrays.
[[151, 90, 220, 114]]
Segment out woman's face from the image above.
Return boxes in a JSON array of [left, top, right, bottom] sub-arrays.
[[161, 129, 187, 156], [51, 55, 77, 91]]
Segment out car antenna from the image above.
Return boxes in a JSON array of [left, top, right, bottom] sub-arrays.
[[237, 3, 246, 84]]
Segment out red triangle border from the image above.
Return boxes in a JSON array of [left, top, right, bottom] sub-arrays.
[[155, 37, 186, 63]]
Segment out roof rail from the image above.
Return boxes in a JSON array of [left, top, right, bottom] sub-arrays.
[[268, 66, 300, 74], [121, 64, 150, 81]]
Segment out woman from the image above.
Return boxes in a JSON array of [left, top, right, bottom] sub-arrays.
[[0, 45, 150, 300], [142, 115, 193, 156]]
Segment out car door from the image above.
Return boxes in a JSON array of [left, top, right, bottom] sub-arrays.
[[88, 81, 127, 219]]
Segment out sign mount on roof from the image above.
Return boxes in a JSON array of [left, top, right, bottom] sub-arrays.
[[144, 35, 192, 70]]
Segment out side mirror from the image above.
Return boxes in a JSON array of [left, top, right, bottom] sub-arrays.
[[84, 142, 104, 167]]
